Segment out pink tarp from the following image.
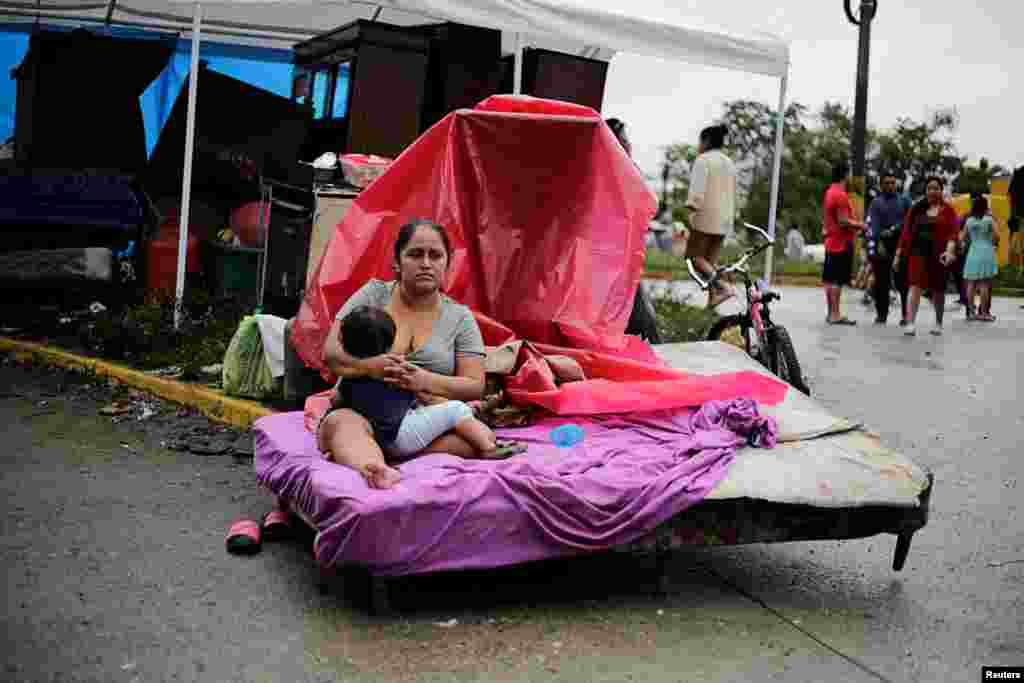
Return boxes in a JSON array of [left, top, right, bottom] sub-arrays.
[[291, 95, 658, 373], [255, 399, 777, 576], [290, 95, 788, 415]]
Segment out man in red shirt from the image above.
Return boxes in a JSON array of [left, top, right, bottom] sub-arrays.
[[822, 160, 865, 324]]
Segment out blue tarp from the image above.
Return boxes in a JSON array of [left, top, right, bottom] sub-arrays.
[[1, 23, 304, 156], [0, 28, 29, 143]]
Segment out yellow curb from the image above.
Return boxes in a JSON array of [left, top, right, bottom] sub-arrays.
[[0, 337, 274, 429]]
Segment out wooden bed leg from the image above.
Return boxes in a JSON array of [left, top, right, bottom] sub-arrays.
[[892, 471, 933, 572], [316, 564, 337, 595], [653, 551, 671, 596], [368, 575, 394, 616], [892, 532, 913, 572]]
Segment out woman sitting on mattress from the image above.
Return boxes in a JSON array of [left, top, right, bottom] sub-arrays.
[[318, 218, 514, 489]]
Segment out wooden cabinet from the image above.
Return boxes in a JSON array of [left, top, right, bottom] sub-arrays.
[[413, 23, 504, 130], [521, 48, 609, 112], [293, 21, 430, 159]]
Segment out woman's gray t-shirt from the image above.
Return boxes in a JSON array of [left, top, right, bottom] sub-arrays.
[[334, 279, 485, 376]]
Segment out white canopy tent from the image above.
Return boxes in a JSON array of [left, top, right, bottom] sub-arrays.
[[1, 0, 791, 324]]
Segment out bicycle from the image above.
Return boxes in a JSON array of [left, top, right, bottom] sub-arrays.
[[686, 223, 811, 395]]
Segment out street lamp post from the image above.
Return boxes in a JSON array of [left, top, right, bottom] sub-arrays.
[[845, 0, 877, 196]]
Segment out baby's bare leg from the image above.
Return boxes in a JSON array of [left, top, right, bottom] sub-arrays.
[[318, 409, 401, 489], [423, 432, 477, 458], [453, 416, 498, 455]]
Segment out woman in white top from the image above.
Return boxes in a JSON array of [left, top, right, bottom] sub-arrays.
[[686, 124, 737, 308]]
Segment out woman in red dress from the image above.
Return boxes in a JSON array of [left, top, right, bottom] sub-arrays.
[[893, 176, 960, 336]]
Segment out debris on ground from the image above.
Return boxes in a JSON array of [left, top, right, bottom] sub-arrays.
[[5, 350, 254, 463], [145, 366, 184, 379], [231, 434, 255, 459], [99, 402, 133, 417], [160, 423, 245, 457], [987, 559, 1024, 568]]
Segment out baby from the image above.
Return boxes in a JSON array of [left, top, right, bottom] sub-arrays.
[[335, 306, 524, 471]]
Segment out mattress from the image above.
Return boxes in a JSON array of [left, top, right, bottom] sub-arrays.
[[656, 342, 930, 508], [255, 398, 778, 576], [254, 342, 930, 577]]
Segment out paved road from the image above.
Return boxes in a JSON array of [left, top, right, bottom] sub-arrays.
[[2, 287, 1022, 682]]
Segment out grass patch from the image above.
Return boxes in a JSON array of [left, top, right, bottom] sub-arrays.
[[653, 298, 719, 344], [994, 265, 1024, 291], [644, 249, 691, 280], [644, 248, 822, 281], [78, 289, 250, 380]]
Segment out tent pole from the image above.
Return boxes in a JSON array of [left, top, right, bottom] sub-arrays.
[[104, 0, 118, 26], [764, 67, 788, 286], [257, 182, 272, 310], [513, 32, 523, 95], [174, 2, 202, 330]]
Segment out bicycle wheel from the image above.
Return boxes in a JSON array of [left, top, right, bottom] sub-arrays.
[[766, 325, 811, 395], [707, 314, 753, 356]]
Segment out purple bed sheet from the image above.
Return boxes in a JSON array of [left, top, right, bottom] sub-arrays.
[[253, 399, 777, 577]]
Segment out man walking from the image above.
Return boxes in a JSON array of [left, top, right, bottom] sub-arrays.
[[867, 172, 911, 324], [822, 160, 865, 325], [686, 124, 737, 309]]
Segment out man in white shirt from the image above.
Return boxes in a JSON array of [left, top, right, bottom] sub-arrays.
[[686, 124, 737, 308]]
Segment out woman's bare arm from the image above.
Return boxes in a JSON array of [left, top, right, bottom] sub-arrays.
[[322, 318, 400, 380]]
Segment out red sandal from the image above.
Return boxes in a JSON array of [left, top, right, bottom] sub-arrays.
[[261, 509, 292, 542], [225, 519, 261, 555]]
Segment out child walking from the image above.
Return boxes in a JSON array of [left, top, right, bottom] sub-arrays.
[[961, 195, 1000, 322]]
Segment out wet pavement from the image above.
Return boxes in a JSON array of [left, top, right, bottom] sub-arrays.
[[2, 286, 1022, 682]]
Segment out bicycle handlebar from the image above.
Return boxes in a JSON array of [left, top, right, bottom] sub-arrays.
[[686, 223, 775, 291], [742, 222, 774, 243]]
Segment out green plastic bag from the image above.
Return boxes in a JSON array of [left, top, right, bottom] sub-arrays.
[[222, 316, 278, 399]]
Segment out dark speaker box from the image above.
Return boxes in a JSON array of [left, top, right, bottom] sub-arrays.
[[292, 21, 430, 159], [414, 23, 504, 129], [521, 48, 609, 112]]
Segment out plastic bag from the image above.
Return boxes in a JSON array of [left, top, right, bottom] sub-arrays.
[[340, 154, 392, 189], [304, 388, 335, 435], [223, 316, 279, 399]]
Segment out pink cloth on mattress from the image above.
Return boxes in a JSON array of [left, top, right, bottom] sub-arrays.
[[254, 399, 776, 577]]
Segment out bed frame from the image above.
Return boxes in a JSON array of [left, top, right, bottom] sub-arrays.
[[290, 471, 933, 615]]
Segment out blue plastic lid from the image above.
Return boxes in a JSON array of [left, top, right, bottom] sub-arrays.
[[549, 423, 585, 448]]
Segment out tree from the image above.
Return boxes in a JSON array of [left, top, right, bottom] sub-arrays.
[[661, 100, 972, 246], [656, 143, 698, 223], [718, 99, 808, 194], [738, 101, 853, 244], [874, 108, 963, 193], [955, 157, 1009, 196]]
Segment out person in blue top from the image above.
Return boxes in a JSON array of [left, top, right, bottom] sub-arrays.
[[867, 171, 912, 325], [960, 194, 1000, 322]]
